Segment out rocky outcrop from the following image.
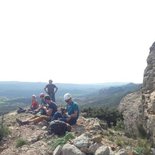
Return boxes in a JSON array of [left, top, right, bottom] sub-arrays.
[[119, 42, 155, 146], [118, 91, 142, 137], [143, 42, 155, 92]]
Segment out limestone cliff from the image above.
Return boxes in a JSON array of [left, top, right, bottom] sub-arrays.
[[119, 42, 155, 145]]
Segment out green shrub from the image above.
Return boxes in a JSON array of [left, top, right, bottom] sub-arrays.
[[108, 135, 114, 141], [81, 107, 123, 128], [0, 124, 10, 141], [137, 124, 147, 138], [115, 137, 125, 147], [133, 139, 152, 155], [16, 138, 27, 148], [50, 132, 75, 149], [133, 147, 144, 155], [113, 120, 125, 131]]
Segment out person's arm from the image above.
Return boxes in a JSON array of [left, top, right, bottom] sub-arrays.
[[43, 107, 52, 116], [70, 111, 78, 118], [66, 111, 78, 122], [46, 109, 52, 116], [67, 107, 78, 121], [54, 86, 58, 94]]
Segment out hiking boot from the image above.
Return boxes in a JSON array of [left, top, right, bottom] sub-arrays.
[[16, 118, 24, 126], [16, 119, 29, 126]]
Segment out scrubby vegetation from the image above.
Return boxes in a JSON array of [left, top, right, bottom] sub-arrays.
[[0, 82, 140, 114], [0, 115, 10, 141], [16, 138, 27, 148], [82, 107, 123, 128], [133, 138, 152, 155], [82, 106, 152, 154], [49, 132, 75, 150]]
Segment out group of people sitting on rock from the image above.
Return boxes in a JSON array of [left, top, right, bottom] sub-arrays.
[[16, 92, 79, 134]]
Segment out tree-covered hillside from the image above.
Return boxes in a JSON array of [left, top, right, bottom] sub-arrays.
[[80, 83, 142, 108], [0, 81, 128, 98], [0, 81, 141, 114]]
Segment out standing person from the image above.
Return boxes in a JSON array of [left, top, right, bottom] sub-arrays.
[[44, 80, 58, 102], [63, 93, 79, 125]]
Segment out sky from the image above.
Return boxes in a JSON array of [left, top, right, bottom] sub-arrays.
[[0, 0, 155, 84]]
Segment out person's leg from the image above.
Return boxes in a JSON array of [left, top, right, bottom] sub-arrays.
[[16, 116, 39, 125], [60, 117, 67, 122], [49, 93, 55, 102], [29, 115, 49, 124], [52, 112, 62, 120], [68, 118, 77, 125], [52, 94, 55, 102], [16, 115, 49, 125], [28, 115, 38, 120]]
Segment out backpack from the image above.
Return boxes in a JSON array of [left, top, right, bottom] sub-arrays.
[[48, 120, 68, 136], [17, 107, 26, 114]]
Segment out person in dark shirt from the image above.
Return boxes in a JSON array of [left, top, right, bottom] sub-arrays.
[[16, 95, 57, 125], [50, 93, 79, 125], [44, 80, 58, 102]]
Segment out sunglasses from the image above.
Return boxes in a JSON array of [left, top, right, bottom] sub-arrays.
[[65, 99, 70, 102]]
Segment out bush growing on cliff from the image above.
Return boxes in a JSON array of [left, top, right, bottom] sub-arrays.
[[49, 132, 75, 150], [137, 124, 147, 138], [16, 138, 27, 148], [0, 115, 10, 141], [82, 107, 123, 128], [133, 139, 151, 155], [0, 125, 10, 141]]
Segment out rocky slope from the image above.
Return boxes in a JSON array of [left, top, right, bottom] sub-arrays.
[[0, 111, 143, 155]]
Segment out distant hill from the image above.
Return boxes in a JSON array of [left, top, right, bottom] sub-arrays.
[[0, 81, 136, 114], [0, 81, 128, 98], [80, 83, 142, 108]]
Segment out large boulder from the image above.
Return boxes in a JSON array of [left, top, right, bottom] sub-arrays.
[[118, 91, 142, 137], [61, 143, 86, 155], [95, 145, 110, 155]]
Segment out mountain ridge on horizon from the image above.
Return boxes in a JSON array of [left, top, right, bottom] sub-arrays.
[[0, 82, 141, 114], [0, 80, 140, 85]]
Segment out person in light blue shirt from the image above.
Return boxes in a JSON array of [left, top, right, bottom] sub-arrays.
[[64, 93, 79, 125]]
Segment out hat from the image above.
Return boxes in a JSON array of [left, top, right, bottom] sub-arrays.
[[44, 95, 51, 100], [64, 93, 72, 101], [32, 94, 36, 98], [40, 93, 45, 98], [49, 79, 53, 83]]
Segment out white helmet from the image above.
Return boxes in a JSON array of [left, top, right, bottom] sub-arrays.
[[64, 93, 72, 101], [39, 93, 45, 98], [32, 94, 36, 98]]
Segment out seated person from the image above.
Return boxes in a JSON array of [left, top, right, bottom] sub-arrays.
[[33, 93, 47, 115], [63, 93, 79, 125], [39, 93, 47, 106], [27, 95, 39, 113], [16, 95, 57, 125]]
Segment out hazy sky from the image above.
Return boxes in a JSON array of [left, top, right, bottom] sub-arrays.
[[0, 0, 155, 84]]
